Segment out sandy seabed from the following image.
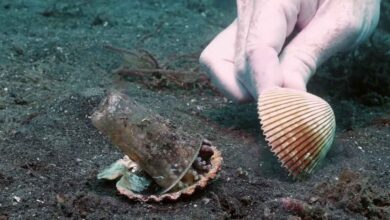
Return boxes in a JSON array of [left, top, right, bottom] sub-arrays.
[[0, 0, 389, 219]]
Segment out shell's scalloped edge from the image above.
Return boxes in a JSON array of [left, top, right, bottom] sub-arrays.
[[257, 88, 336, 179], [258, 92, 291, 176], [116, 145, 223, 202]]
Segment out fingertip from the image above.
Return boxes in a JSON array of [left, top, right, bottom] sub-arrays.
[[282, 75, 307, 91]]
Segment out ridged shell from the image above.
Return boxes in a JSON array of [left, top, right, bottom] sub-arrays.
[[258, 88, 336, 178], [116, 144, 223, 202]]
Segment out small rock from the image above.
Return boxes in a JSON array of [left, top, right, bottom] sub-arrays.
[[13, 196, 21, 203], [202, 197, 210, 205], [236, 167, 248, 177], [240, 195, 252, 206]]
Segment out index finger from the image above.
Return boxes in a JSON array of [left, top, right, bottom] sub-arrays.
[[236, 0, 302, 93]]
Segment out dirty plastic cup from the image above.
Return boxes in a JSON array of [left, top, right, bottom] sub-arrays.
[[91, 91, 202, 193]]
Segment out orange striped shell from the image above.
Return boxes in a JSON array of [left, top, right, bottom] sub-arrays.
[[258, 88, 336, 178]]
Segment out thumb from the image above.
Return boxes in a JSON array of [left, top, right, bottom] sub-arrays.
[[279, 51, 311, 91]]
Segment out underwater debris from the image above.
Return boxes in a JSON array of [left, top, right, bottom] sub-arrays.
[[258, 88, 336, 178], [313, 170, 390, 218], [92, 91, 222, 202], [372, 116, 390, 127], [279, 197, 325, 219], [104, 45, 210, 90], [269, 171, 390, 219], [40, 3, 84, 18]]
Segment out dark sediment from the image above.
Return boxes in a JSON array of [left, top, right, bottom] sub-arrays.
[[0, 0, 389, 219]]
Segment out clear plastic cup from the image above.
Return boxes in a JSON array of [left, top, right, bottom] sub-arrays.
[[91, 91, 202, 193]]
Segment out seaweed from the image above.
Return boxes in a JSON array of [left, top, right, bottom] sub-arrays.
[[104, 45, 212, 90]]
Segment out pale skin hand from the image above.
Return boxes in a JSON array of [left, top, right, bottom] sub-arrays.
[[200, 0, 381, 102]]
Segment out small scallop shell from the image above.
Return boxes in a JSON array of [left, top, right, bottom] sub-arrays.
[[116, 144, 223, 202], [258, 88, 336, 178]]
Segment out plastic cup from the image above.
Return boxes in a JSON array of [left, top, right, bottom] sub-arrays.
[[91, 91, 202, 193]]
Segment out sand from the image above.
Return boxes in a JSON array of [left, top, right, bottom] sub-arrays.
[[0, 0, 389, 219]]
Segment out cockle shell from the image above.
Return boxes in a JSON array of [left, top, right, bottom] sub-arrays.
[[258, 88, 336, 177]]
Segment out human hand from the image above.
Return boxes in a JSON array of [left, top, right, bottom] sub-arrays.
[[200, 0, 381, 103]]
